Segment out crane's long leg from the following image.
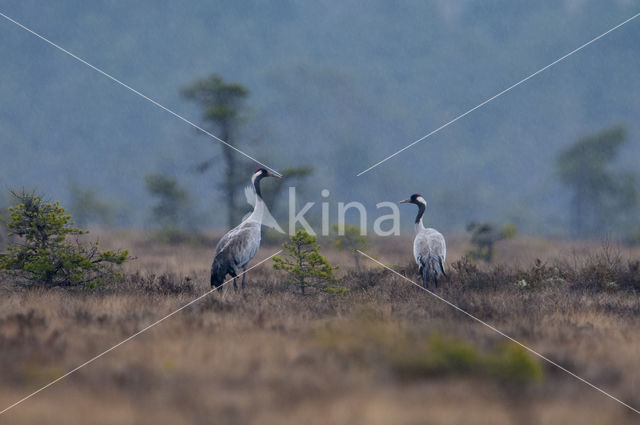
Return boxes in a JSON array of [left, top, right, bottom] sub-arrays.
[[421, 263, 430, 290], [229, 269, 238, 290], [241, 267, 247, 289]]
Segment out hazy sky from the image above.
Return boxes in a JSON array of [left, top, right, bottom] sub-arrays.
[[1, 1, 639, 234]]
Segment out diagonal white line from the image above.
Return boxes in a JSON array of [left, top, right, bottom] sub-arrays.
[[0, 11, 281, 177], [357, 11, 640, 176], [356, 250, 640, 415], [0, 250, 281, 416]]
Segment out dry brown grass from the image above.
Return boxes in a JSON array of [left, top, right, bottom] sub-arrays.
[[1, 232, 639, 424]]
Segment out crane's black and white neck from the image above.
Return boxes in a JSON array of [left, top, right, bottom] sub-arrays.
[[247, 169, 267, 224], [247, 167, 280, 224], [251, 168, 268, 199], [399, 193, 427, 232]]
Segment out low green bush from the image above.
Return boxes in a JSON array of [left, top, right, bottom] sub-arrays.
[[0, 191, 128, 288], [391, 335, 542, 384], [273, 229, 344, 294], [316, 319, 543, 385]]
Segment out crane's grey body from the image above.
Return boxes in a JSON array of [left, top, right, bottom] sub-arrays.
[[401, 194, 447, 289], [414, 225, 447, 289], [210, 169, 277, 290], [211, 220, 261, 289]]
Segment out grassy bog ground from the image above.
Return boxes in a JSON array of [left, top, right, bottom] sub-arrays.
[[1, 232, 639, 424]]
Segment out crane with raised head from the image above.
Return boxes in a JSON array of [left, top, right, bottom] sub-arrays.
[[211, 168, 279, 290], [400, 194, 447, 290]]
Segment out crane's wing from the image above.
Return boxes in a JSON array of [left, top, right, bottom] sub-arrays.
[[243, 185, 285, 234], [414, 229, 446, 264], [214, 222, 261, 270], [244, 185, 257, 208]]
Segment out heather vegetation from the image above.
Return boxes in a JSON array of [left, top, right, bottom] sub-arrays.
[[1, 233, 639, 424]]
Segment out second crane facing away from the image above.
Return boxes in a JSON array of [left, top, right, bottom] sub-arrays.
[[400, 194, 447, 290], [211, 168, 279, 290]]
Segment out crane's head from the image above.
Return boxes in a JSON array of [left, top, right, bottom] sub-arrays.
[[252, 168, 280, 185], [251, 168, 280, 181], [399, 194, 427, 208]]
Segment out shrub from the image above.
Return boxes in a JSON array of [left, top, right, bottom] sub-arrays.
[[330, 224, 369, 271], [450, 256, 492, 289], [273, 230, 343, 294], [0, 191, 128, 287], [391, 335, 483, 378], [488, 343, 543, 383], [466, 221, 517, 263], [316, 319, 542, 384], [466, 222, 499, 262], [500, 222, 518, 239]]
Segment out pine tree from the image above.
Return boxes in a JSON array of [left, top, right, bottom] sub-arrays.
[[0, 191, 127, 287], [273, 230, 343, 294]]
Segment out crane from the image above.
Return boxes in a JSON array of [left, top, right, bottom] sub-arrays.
[[400, 194, 447, 290], [210, 168, 279, 290]]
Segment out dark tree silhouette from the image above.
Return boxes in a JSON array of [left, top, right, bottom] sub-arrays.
[[182, 74, 249, 228], [556, 125, 638, 237], [145, 173, 190, 239]]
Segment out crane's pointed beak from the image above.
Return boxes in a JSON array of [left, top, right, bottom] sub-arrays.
[[266, 171, 282, 178], [399, 199, 410, 204]]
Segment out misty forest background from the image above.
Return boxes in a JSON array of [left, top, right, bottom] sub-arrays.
[[1, 0, 640, 239]]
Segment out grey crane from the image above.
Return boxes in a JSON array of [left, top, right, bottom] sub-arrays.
[[400, 194, 447, 290], [210, 168, 279, 290]]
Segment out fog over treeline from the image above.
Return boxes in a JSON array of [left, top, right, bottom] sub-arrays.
[[1, 0, 639, 235]]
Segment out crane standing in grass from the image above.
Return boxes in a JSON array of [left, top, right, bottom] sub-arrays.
[[400, 194, 447, 290], [210, 168, 279, 290]]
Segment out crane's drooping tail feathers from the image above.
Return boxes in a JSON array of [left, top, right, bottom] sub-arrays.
[[420, 255, 445, 286], [419, 260, 432, 287], [438, 257, 447, 278]]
